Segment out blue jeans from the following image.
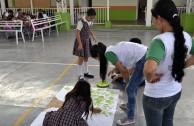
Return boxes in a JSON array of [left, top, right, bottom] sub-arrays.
[[143, 91, 181, 126], [125, 55, 145, 119]]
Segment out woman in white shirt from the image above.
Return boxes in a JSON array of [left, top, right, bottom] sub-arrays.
[[90, 40, 147, 125], [143, 0, 194, 126]]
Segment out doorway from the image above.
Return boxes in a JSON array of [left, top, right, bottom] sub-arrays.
[[137, 0, 147, 25], [5, 0, 8, 8], [89, 0, 92, 7]]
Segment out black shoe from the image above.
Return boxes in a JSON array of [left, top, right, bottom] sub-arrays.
[[84, 73, 94, 78], [78, 75, 84, 80]]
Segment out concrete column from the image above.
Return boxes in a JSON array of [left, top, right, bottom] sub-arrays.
[[105, 0, 111, 28], [62, 0, 67, 12], [107, 0, 109, 21], [1, 0, 6, 13], [146, 0, 153, 26], [30, 0, 34, 15], [70, 0, 74, 25]]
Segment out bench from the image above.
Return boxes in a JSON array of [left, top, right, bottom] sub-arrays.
[[0, 20, 25, 45], [31, 15, 68, 42]]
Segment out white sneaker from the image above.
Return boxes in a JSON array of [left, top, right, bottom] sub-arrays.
[[78, 75, 84, 80], [117, 117, 135, 125], [119, 103, 128, 110]]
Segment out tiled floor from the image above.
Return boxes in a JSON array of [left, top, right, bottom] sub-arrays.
[[0, 29, 194, 126]]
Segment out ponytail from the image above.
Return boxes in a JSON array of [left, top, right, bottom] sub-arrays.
[[151, 0, 187, 82], [90, 42, 108, 82], [97, 42, 108, 82], [170, 17, 186, 82]]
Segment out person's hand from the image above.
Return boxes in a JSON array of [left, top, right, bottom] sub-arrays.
[[108, 70, 114, 76], [150, 73, 164, 83], [92, 36, 97, 43], [112, 74, 122, 82], [93, 108, 102, 113], [78, 43, 83, 50]]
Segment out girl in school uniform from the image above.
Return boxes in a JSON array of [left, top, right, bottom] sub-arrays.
[[43, 80, 101, 126], [73, 8, 97, 80]]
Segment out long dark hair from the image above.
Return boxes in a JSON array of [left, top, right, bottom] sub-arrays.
[[90, 42, 108, 82], [151, 0, 187, 82], [62, 80, 93, 120]]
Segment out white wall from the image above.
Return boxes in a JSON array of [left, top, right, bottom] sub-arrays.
[[8, 0, 13, 7], [92, 0, 184, 7], [51, 0, 56, 6], [92, 0, 137, 6], [51, 0, 79, 7], [78, 0, 89, 7], [51, 0, 186, 8]]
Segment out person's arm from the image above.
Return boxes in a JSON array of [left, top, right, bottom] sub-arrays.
[[144, 39, 165, 83], [90, 29, 97, 43], [76, 30, 82, 50], [105, 51, 129, 83], [114, 61, 130, 84], [111, 66, 134, 82], [108, 67, 117, 76], [186, 56, 194, 68], [76, 21, 83, 50], [112, 74, 123, 82], [89, 21, 96, 42], [144, 60, 159, 82], [185, 39, 194, 68]]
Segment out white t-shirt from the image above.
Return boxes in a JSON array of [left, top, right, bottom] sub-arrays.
[[144, 32, 192, 98], [15, 12, 18, 17], [106, 41, 147, 68], [76, 16, 93, 31], [43, 14, 48, 19]]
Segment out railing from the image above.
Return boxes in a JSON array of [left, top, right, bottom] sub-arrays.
[[186, 0, 194, 13], [177, 7, 186, 16], [145, 6, 186, 21], [5, 7, 108, 25], [72, 7, 107, 25]]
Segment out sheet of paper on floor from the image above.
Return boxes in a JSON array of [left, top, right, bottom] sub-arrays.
[[31, 85, 120, 126]]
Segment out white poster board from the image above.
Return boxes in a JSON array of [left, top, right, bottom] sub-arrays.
[[31, 85, 120, 126]]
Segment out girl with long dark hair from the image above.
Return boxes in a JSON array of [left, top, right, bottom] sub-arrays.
[[43, 80, 101, 126], [143, 0, 194, 126], [90, 40, 147, 125]]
